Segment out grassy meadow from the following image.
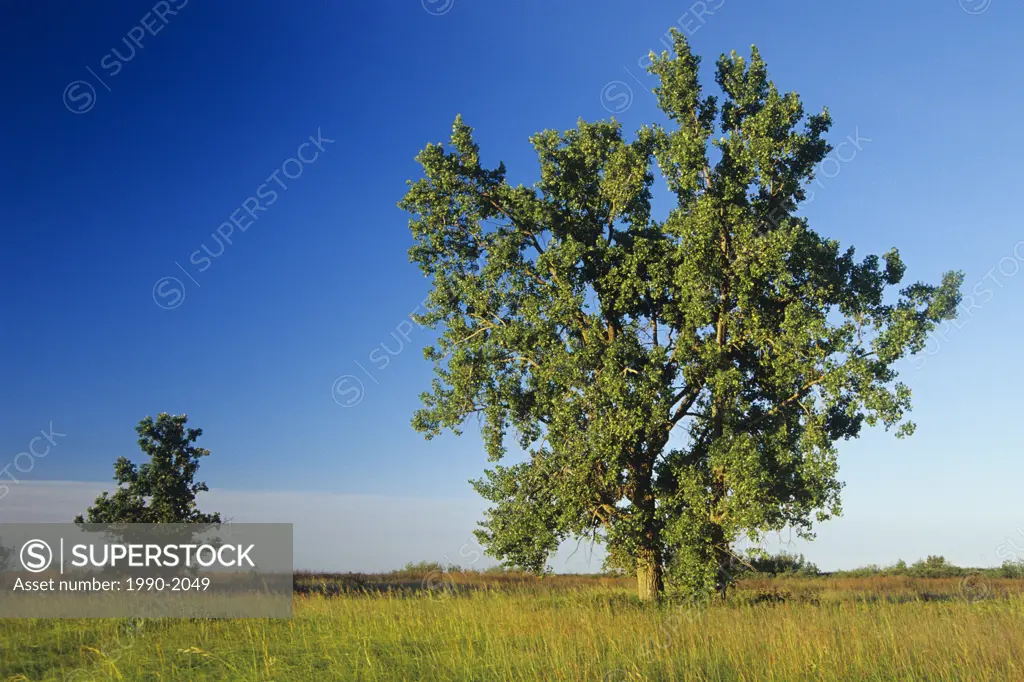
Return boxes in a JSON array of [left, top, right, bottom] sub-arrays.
[[2, 571, 1024, 681]]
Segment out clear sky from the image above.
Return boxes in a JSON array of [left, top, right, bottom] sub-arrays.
[[2, 0, 1022, 572]]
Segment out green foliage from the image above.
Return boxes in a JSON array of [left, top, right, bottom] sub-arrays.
[[829, 555, 1024, 579], [908, 555, 958, 578], [390, 561, 452, 578], [731, 551, 820, 578], [400, 29, 962, 599], [998, 560, 1024, 579], [74, 413, 221, 525]]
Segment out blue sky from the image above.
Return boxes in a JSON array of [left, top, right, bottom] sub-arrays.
[[2, 0, 1022, 571]]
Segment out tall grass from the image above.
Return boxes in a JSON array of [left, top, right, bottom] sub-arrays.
[[2, 577, 1022, 681]]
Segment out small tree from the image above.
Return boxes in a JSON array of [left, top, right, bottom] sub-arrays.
[[742, 551, 819, 577], [908, 555, 961, 578], [75, 413, 220, 524], [400, 30, 962, 601]]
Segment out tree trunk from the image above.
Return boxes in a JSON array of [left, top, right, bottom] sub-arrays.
[[709, 521, 731, 599], [636, 550, 664, 602]]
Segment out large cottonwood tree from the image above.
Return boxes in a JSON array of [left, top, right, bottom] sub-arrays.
[[400, 30, 962, 601]]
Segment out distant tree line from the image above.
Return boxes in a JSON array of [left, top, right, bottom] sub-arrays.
[[721, 552, 1024, 580], [384, 553, 1024, 581], [827, 555, 1024, 580]]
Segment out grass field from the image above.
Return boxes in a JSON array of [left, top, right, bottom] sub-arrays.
[[2, 574, 1023, 681]]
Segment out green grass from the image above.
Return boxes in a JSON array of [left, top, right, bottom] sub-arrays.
[[2, 577, 1023, 681]]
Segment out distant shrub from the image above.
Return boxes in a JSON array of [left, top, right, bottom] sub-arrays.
[[730, 551, 820, 578], [998, 560, 1024, 579], [390, 561, 452, 579], [483, 565, 511, 575], [906, 555, 965, 579]]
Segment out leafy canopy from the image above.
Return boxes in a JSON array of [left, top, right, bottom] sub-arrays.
[[400, 30, 962, 597], [75, 413, 221, 525]]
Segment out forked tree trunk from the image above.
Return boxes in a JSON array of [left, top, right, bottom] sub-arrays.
[[636, 551, 664, 602]]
